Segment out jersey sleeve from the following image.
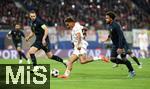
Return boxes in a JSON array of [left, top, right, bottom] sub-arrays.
[[41, 24, 47, 30], [39, 20, 47, 30]]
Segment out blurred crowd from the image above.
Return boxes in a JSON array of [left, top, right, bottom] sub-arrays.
[[0, 0, 150, 30]]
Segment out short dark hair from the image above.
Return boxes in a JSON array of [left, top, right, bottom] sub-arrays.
[[14, 22, 20, 26], [106, 11, 116, 20], [64, 17, 75, 22], [29, 10, 36, 14]]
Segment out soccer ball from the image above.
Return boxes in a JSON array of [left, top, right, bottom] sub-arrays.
[[51, 68, 59, 77]]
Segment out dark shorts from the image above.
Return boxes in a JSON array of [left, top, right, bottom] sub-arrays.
[[124, 45, 132, 55], [31, 41, 51, 53], [111, 45, 126, 58], [13, 41, 22, 49]]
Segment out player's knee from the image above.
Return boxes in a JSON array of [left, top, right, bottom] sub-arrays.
[[28, 50, 35, 54], [130, 53, 134, 57], [80, 60, 86, 64], [79, 56, 87, 64], [47, 52, 53, 59], [17, 47, 21, 51], [80, 58, 86, 64], [67, 61, 73, 66]]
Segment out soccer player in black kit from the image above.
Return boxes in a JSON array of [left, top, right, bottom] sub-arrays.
[[26, 10, 66, 71], [103, 11, 136, 78], [7, 23, 30, 64]]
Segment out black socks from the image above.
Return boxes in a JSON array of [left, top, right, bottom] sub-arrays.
[[18, 51, 22, 60], [131, 56, 140, 65], [51, 55, 66, 67], [111, 58, 134, 72], [18, 51, 28, 60], [30, 54, 37, 66]]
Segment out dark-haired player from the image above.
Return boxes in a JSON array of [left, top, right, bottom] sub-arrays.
[[7, 23, 30, 64], [103, 11, 135, 78], [26, 10, 66, 71], [58, 17, 109, 79]]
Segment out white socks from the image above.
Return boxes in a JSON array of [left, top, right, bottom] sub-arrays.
[[64, 70, 70, 76], [93, 55, 103, 60]]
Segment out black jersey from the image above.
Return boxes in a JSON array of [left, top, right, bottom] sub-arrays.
[[8, 30, 25, 42], [107, 21, 126, 48], [30, 18, 49, 42]]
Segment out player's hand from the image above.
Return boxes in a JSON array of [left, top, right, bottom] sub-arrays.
[[42, 39, 46, 46], [117, 48, 124, 54]]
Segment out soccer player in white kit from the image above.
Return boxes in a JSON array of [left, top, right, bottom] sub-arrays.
[[138, 31, 148, 58], [58, 17, 109, 79]]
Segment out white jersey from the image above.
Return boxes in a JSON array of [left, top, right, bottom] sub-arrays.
[[71, 22, 88, 49], [71, 22, 88, 56], [138, 33, 148, 51], [138, 33, 148, 46]]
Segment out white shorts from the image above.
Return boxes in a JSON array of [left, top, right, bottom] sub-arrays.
[[140, 45, 148, 51], [72, 41, 88, 57], [72, 48, 87, 57]]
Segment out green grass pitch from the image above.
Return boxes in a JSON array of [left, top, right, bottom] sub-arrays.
[[0, 58, 150, 89]]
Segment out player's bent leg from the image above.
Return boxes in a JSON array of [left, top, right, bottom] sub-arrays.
[[17, 47, 29, 62], [28, 46, 39, 66], [66, 54, 78, 71], [46, 51, 53, 58], [46, 52, 66, 67], [28, 46, 39, 54], [17, 47, 22, 51], [58, 54, 78, 79], [79, 54, 93, 64], [121, 54, 135, 78], [110, 57, 119, 68], [17, 47, 22, 58], [17, 47, 23, 64], [129, 53, 141, 67]]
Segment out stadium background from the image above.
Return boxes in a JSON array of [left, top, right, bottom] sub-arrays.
[[0, 0, 149, 59], [0, 0, 150, 89]]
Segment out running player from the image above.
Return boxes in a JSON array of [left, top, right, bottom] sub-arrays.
[[7, 23, 30, 64], [26, 10, 66, 71], [103, 11, 135, 78], [138, 31, 148, 58], [58, 17, 109, 79]]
